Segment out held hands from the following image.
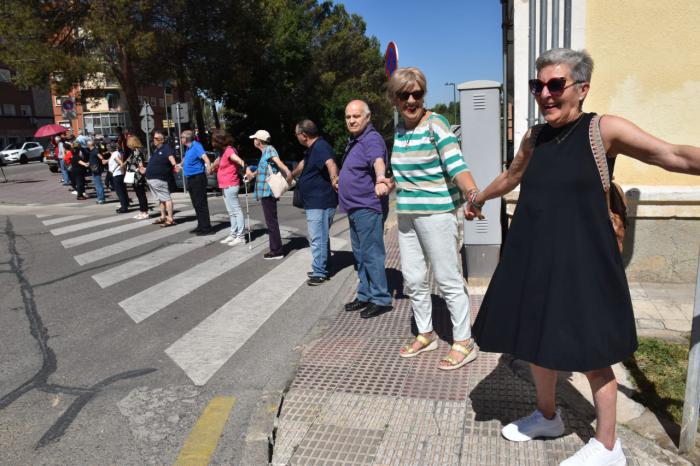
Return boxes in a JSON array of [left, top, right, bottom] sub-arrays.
[[464, 189, 485, 220], [374, 176, 394, 197]]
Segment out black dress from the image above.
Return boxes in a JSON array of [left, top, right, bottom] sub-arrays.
[[472, 113, 637, 372]]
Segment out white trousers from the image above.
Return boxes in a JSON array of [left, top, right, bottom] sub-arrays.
[[398, 212, 472, 341]]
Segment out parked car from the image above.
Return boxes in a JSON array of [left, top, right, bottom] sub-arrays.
[[1, 141, 44, 164]]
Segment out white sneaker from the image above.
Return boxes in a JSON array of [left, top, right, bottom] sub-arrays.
[[502, 409, 565, 442], [71, 190, 78, 195], [228, 236, 245, 246], [220, 236, 235, 244], [560, 438, 626, 466]]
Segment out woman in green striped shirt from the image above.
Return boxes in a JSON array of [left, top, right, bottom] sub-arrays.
[[380, 67, 484, 371]]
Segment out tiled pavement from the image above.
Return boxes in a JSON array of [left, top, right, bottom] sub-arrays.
[[271, 227, 695, 465]]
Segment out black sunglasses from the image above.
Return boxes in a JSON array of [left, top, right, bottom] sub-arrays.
[[528, 77, 584, 96], [395, 90, 425, 101]]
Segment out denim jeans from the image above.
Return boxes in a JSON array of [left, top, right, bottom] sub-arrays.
[[92, 172, 105, 202], [349, 208, 391, 306], [59, 159, 70, 185], [398, 212, 472, 341], [222, 185, 245, 237], [305, 207, 336, 277]]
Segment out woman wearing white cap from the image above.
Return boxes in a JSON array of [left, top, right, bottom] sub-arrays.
[[245, 130, 292, 259]]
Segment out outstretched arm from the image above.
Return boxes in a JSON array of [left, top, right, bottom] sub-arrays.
[[473, 126, 537, 206], [602, 115, 700, 175]]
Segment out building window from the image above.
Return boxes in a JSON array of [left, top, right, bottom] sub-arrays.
[[2, 104, 16, 116], [56, 95, 69, 107], [0, 69, 10, 83], [150, 97, 157, 106], [159, 98, 165, 108], [83, 112, 127, 137], [20, 105, 32, 116]]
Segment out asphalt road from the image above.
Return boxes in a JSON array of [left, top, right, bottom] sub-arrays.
[[0, 163, 355, 465]]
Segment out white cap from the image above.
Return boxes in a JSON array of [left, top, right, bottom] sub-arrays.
[[249, 129, 271, 143]]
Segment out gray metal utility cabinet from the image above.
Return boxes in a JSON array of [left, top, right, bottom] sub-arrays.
[[458, 80, 503, 277]]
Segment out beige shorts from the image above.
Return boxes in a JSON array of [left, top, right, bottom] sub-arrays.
[[147, 178, 171, 202]]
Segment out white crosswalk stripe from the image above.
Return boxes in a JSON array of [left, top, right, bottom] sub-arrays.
[[165, 248, 313, 385], [119, 234, 268, 323], [92, 220, 263, 288], [49, 204, 186, 236], [39, 206, 348, 386], [61, 209, 196, 248], [73, 213, 232, 266], [42, 215, 89, 226]]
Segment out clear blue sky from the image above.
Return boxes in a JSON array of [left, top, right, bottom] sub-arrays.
[[336, 0, 503, 107]]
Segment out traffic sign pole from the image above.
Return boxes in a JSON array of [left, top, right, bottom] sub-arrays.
[[145, 125, 151, 159], [175, 103, 186, 193], [384, 41, 400, 129]]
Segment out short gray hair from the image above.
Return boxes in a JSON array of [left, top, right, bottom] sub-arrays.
[[296, 119, 319, 138], [536, 48, 594, 83]]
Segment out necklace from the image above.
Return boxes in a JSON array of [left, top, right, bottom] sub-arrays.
[[553, 113, 584, 144]]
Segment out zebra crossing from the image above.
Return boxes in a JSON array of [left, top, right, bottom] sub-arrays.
[[40, 208, 347, 386]]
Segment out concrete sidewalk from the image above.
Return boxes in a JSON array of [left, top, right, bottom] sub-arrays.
[[269, 226, 695, 465]]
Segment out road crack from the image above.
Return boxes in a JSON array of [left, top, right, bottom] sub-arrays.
[[0, 217, 156, 448]]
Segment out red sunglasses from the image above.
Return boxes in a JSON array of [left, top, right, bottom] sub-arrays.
[[528, 77, 584, 96]]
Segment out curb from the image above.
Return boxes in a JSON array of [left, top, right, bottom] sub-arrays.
[[240, 253, 358, 465]]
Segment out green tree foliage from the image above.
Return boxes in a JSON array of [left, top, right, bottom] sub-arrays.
[[430, 101, 460, 127], [0, 0, 392, 158], [0, 0, 171, 138], [220, 0, 393, 159]]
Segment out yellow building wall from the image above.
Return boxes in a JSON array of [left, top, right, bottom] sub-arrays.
[[585, 0, 700, 186]]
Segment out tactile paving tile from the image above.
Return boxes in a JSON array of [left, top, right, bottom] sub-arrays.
[[279, 389, 330, 423], [318, 392, 397, 431], [386, 398, 467, 437], [400, 340, 473, 401], [302, 336, 371, 368], [291, 363, 350, 392], [336, 339, 410, 397], [373, 431, 462, 466], [324, 301, 413, 338], [290, 424, 384, 466]]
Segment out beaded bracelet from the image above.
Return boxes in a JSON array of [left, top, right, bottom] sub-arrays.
[[467, 189, 484, 209]]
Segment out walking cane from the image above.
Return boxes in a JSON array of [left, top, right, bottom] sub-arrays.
[[243, 175, 252, 250]]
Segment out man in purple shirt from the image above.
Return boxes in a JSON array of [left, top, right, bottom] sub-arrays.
[[336, 100, 393, 319]]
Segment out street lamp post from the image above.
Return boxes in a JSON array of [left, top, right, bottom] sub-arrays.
[[445, 82, 457, 126]]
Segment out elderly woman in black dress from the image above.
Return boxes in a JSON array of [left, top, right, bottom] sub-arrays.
[[469, 48, 700, 466]]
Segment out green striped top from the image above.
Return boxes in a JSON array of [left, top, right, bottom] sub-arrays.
[[391, 113, 469, 214]]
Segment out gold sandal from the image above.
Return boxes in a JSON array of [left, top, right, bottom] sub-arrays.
[[399, 334, 438, 359], [438, 341, 478, 371]]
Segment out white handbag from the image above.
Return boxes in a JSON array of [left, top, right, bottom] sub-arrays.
[[123, 171, 135, 184], [267, 169, 290, 199]]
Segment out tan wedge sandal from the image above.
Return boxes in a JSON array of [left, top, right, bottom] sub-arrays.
[[438, 341, 478, 371], [399, 334, 438, 359]]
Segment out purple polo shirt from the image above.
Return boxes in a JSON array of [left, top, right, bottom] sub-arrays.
[[338, 123, 389, 214]]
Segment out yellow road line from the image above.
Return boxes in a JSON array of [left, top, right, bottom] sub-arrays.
[[174, 396, 236, 466]]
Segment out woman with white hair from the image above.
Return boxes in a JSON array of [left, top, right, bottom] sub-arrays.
[[470, 48, 700, 466]]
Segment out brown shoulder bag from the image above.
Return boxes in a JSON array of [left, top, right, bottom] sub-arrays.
[[589, 114, 628, 252]]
